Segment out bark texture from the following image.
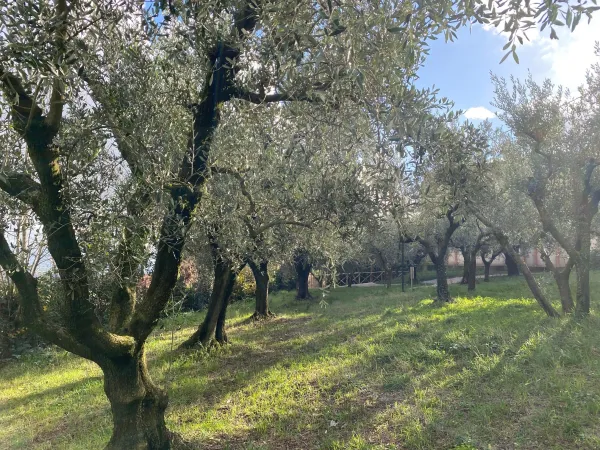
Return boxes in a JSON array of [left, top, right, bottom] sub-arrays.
[[0, 3, 265, 448], [504, 251, 520, 276], [294, 250, 312, 300], [180, 243, 238, 348], [418, 208, 461, 303], [460, 248, 470, 285], [497, 235, 560, 317], [249, 260, 272, 318], [467, 254, 477, 292], [540, 249, 574, 314], [102, 348, 169, 450]]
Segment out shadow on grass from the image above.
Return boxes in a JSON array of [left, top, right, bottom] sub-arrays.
[[164, 293, 561, 449], [2, 275, 600, 449]]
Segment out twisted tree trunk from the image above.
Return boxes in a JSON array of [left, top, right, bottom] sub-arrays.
[[102, 348, 169, 450], [249, 260, 272, 319], [539, 249, 574, 314], [460, 247, 470, 284], [180, 254, 237, 348], [294, 250, 312, 300], [418, 208, 460, 303], [467, 253, 477, 292], [556, 268, 574, 314], [504, 251, 520, 276], [434, 255, 451, 302]]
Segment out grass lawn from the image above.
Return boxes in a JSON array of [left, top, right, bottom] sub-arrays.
[[1, 274, 600, 449], [378, 266, 490, 285]]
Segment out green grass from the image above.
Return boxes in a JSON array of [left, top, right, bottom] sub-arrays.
[[2, 274, 600, 449], [378, 266, 489, 284], [416, 266, 486, 282]]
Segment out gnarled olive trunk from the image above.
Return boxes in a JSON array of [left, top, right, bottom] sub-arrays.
[[575, 261, 591, 317], [249, 260, 271, 318], [419, 209, 460, 303], [504, 251, 520, 276], [101, 347, 169, 450], [541, 250, 574, 315], [497, 238, 559, 318], [467, 253, 477, 292], [294, 252, 312, 300], [435, 259, 451, 303], [460, 248, 470, 284], [483, 261, 491, 281], [180, 257, 237, 348], [428, 248, 452, 303], [555, 268, 574, 314], [215, 296, 229, 344]]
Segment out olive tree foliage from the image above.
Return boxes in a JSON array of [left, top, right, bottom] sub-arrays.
[[0, 0, 596, 448], [450, 218, 491, 290], [467, 132, 565, 317], [0, 2, 196, 448], [488, 69, 600, 317], [400, 120, 491, 302], [182, 101, 374, 345]]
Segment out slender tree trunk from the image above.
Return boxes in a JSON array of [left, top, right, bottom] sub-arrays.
[[519, 261, 560, 317], [555, 267, 574, 315], [499, 240, 560, 317], [467, 253, 477, 292], [101, 348, 169, 450], [386, 267, 392, 288], [483, 261, 491, 282], [575, 223, 592, 317], [295, 256, 312, 300], [504, 251, 520, 276], [180, 258, 236, 348], [249, 260, 272, 319], [541, 248, 575, 315], [435, 260, 451, 303], [460, 248, 470, 284], [215, 295, 229, 344], [575, 261, 591, 317]]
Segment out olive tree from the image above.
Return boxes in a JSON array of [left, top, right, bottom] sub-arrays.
[[404, 120, 491, 302], [1, 0, 596, 448], [492, 69, 600, 316]]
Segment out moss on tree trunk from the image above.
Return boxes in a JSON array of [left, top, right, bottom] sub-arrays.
[[102, 347, 170, 450]]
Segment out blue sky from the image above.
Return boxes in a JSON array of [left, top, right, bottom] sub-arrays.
[[415, 20, 600, 121]]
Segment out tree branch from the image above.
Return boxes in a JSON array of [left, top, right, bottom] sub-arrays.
[[0, 67, 44, 135], [529, 193, 578, 258], [45, 0, 69, 131], [0, 229, 104, 360], [211, 166, 256, 215], [583, 158, 599, 198], [0, 172, 42, 207], [255, 220, 313, 236]]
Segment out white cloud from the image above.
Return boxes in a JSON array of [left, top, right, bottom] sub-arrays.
[[481, 15, 600, 90], [463, 106, 496, 120], [537, 21, 600, 91]]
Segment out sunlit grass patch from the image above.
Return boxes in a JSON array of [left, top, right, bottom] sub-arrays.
[[1, 273, 600, 448]]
